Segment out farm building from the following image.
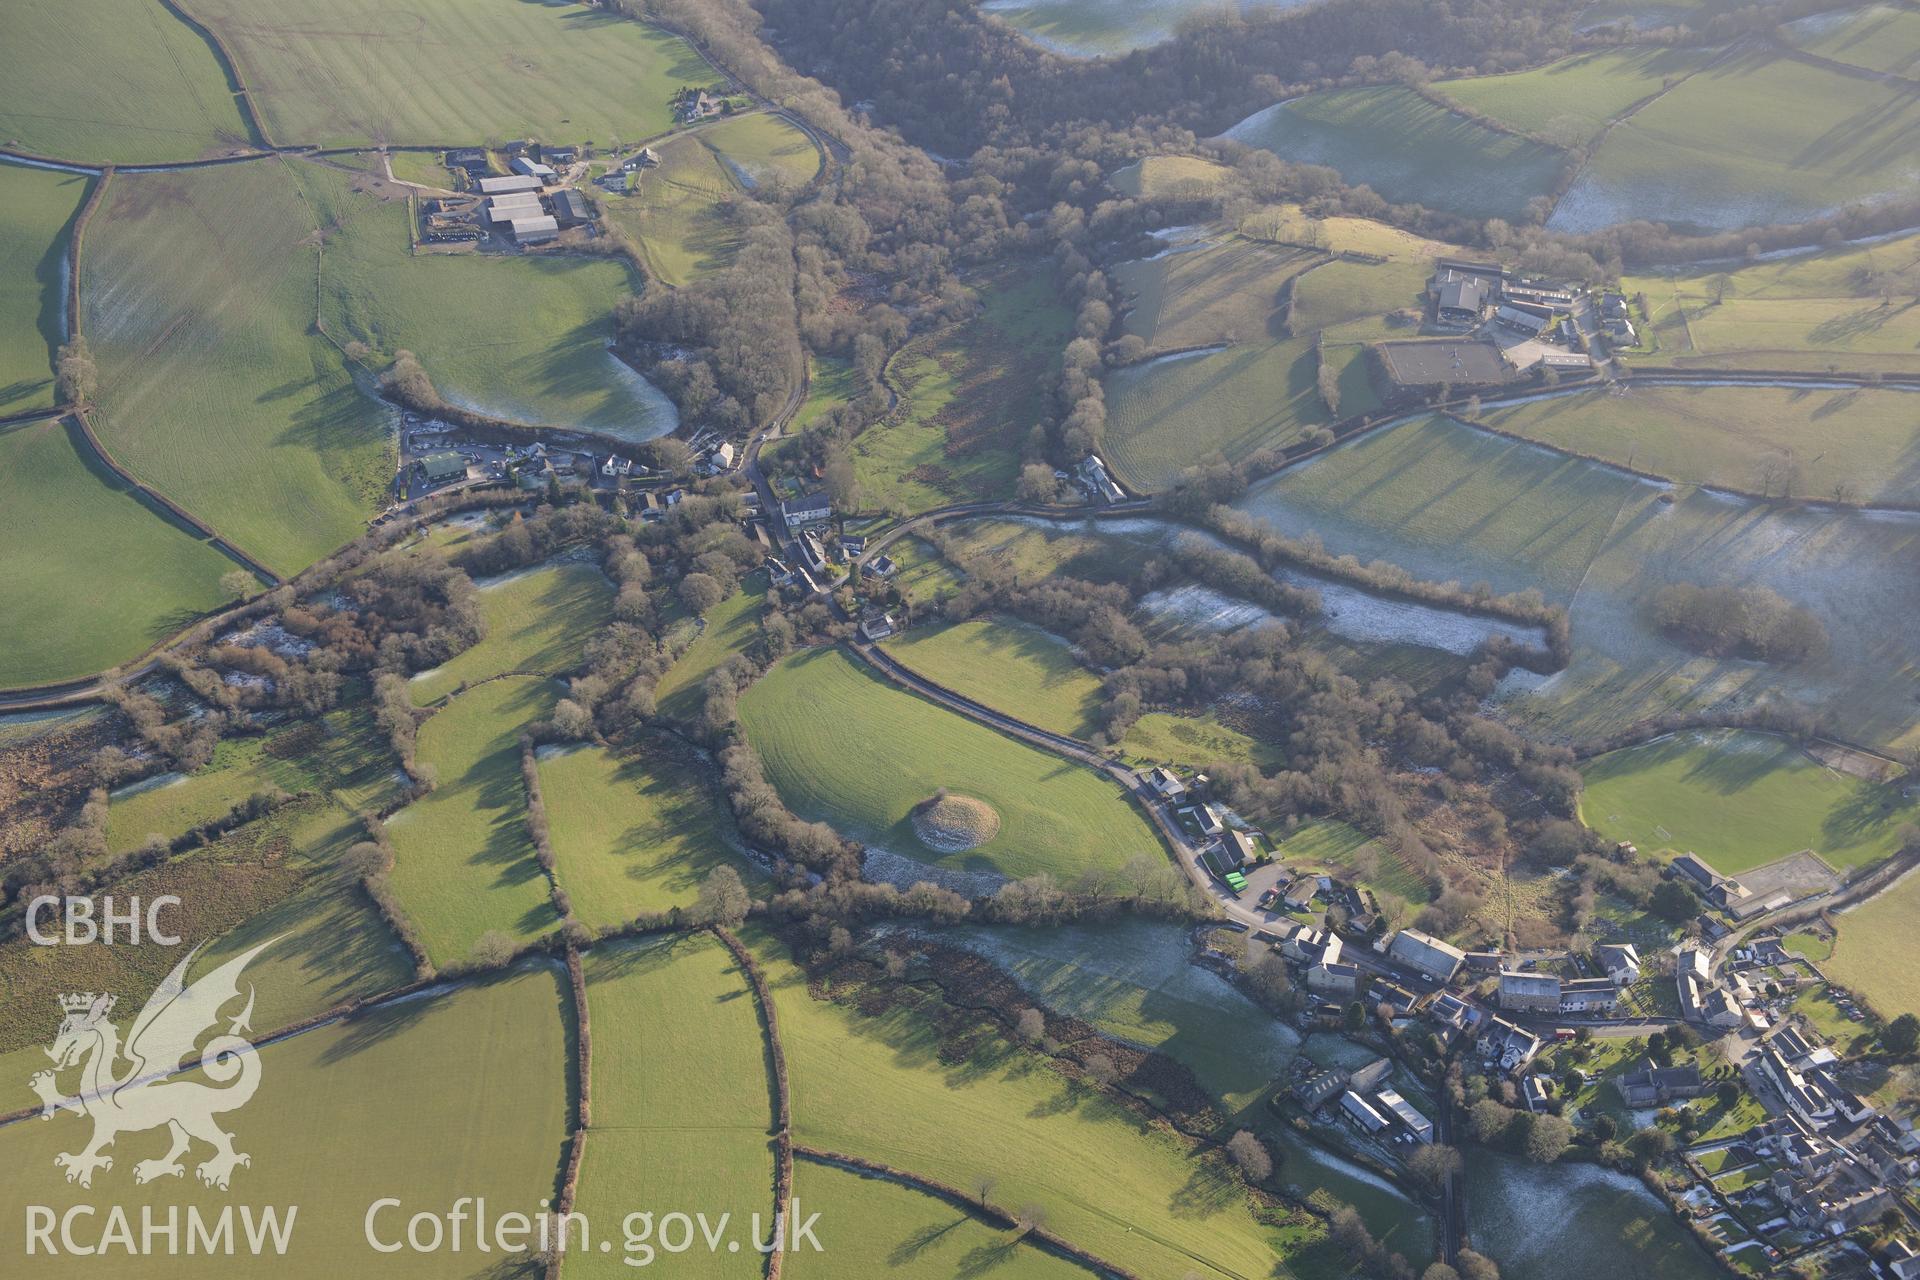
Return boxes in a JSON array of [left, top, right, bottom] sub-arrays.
[[1538, 351, 1593, 371], [1341, 1091, 1389, 1135], [1434, 273, 1488, 325], [1672, 853, 1722, 891], [1494, 306, 1549, 336], [553, 189, 594, 226], [512, 157, 557, 180], [1375, 1088, 1432, 1143], [478, 174, 542, 195], [510, 216, 560, 245], [416, 451, 469, 485], [488, 192, 545, 222], [445, 148, 490, 175], [1389, 929, 1465, 983], [1295, 1066, 1347, 1109]]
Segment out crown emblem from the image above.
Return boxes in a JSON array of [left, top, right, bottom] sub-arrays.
[[58, 992, 114, 1016]]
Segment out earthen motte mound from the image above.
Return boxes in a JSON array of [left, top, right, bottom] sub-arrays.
[[910, 793, 1001, 853]]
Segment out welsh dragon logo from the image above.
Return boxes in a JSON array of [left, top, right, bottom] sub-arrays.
[[29, 938, 277, 1191]]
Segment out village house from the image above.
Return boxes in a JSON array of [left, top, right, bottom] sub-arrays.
[[861, 554, 897, 579], [1141, 766, 1188, 803], [780, 491, 833, 529], [1307, 961, 1362, 998], [1617, 1062, 1704, 1109], [1476, 1016, 1542, 1074]]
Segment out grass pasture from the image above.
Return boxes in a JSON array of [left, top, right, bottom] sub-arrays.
[[656, 575, 768, 722], [408, 560, 612, 705], [0, 164, 86, 414], [0, 967, 569, 1278], [303, 164, 677, 440], [108, 690, 397, 852], [83, 163, 394, 577], [1781, 4, 1920, 76], [0, 0, 254, 164], [748, 927, 1292, 1280], [571, 934, 774, 1279], [1551, 51, 1920, 232], [978, 0, 1299, 57], [1107, 153, 1233, 199], [1105, 239, 1420, 489], [538, 735, 754, 928], [0, 418, 235, 688], [1579, 729, 1920, 874], [386, 676, 560, 965], [883, 617, 1103, 740], [1624, 231, 1920, 373], [1236, 413, 1920, 751], [1479, 384, 1920, 504], [786, 1160, 1097, 1280], [853, 273, 1070, 514], [599, 113, 819, 287], [188, 0, 714, 149], [738, 648, 1162, 883], [1432, 46, 1720, 142], [1831, 867, 1920, 1024], [1276, 818, 1434, 910], [1464, 1151, 1722, 1280], [1222, 86, 1568, 221]]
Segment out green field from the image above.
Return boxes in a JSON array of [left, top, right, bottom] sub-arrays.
[[108, 691, 399, 852], [0, 0, 255, 163], [944, 919, 1301, 1112], [1581, 729, 1920, 874], [1236, 414, 1920, 752], [600, 113, 820, 287], [738, 648, 1162, 882], [853, 273, 1070, 514], [188, 0, 714, 149], [386, 676, 560, 964], [0, 164, 86, 414], [409, 560, 612, 705], [1480, 384, 1920, 504], [538, 736, 755, 928], [571, 934, 774, 1279], [1624, 232, 1920, 374], [1107, 154, 1233, 199], [979, 0, 1265, 57], [1830, 868, 1920, 1024], [786, 1160, 1097, 1279], [656, 575, 768, 722], [0, 418, 236, 688], [1105, 241, 1419, 489], [1781, 4, 1920, 76], [793, 355, 857, 432], [1550, 51, 1920, 232], [1433, 46, 1719, 143], [0, 966, 568, 1277], [1121, 710, 1284, 771], [748, 927, 1290, 1279], [1222, 86, 1568, 221], [883, 617, 1104, 739], [303, 164, 676, 440], [1275, 818, 1434, 910], [83, 163, 394, 577]]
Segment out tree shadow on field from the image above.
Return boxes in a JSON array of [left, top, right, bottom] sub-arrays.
[[956, 1238, 1022, 1277], [888, 1216, 966, 1266]]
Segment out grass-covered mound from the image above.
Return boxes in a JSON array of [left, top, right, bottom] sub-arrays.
[[910, 792, 1002, 852], [738, 647, 1161, 882]]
